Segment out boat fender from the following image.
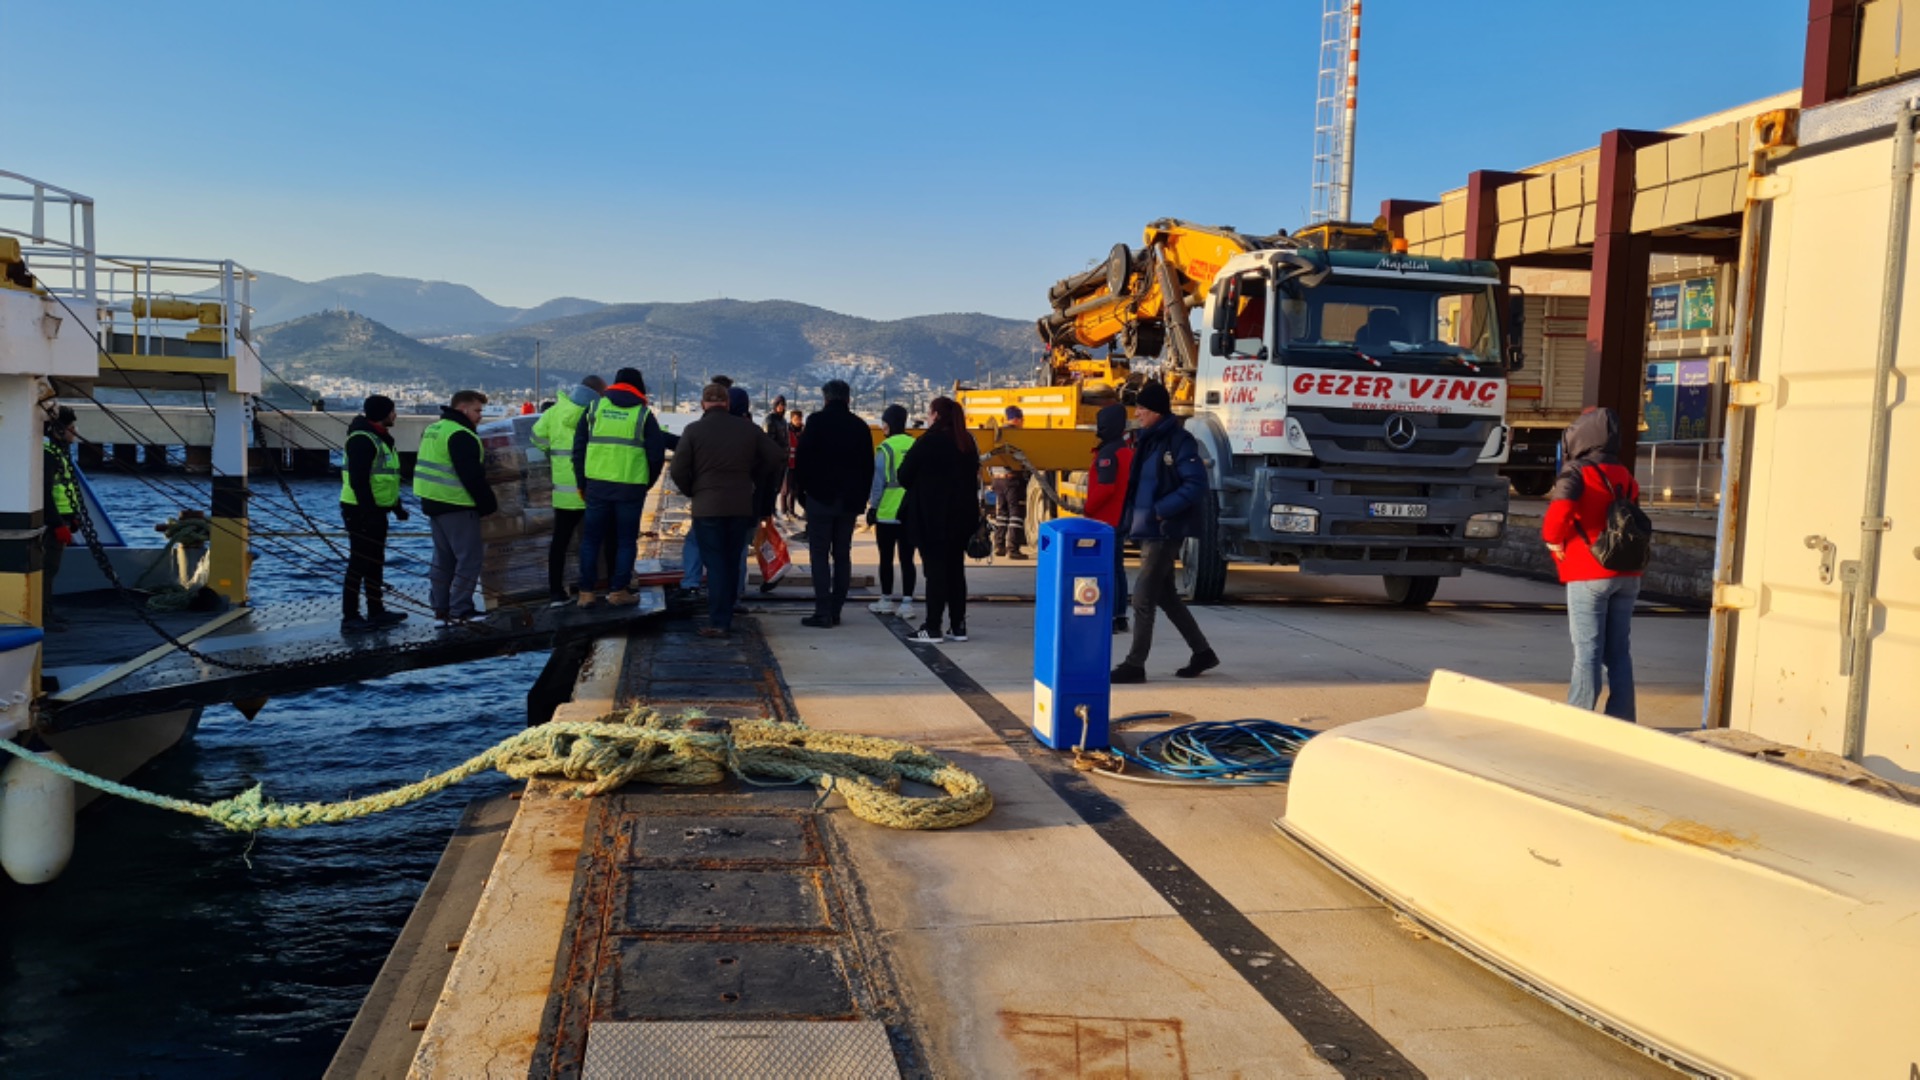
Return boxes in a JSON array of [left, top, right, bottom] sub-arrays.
[[1, 749, 76, 885]]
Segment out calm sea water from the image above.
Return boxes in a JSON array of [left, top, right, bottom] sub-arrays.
[[0, 472, 542, 1078]]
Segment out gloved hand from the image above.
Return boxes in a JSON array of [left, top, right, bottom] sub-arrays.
[[53, 525, 72, 546], [864, 508, 878, 528], [393, 504, 411, 522]]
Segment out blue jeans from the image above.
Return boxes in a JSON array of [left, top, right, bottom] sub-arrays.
[[579, 498, 644, 593], [1566, 575, 1640, 720], [693, 516, 755, 631]]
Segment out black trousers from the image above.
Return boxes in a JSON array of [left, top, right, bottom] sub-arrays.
[[551, 506, 584, 596], [875, 522, 915, 597], [341, 503, 390, 617], [921, 542, 968, 633], [805, 497, 857, 619]]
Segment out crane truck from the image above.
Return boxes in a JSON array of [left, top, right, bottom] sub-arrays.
[[965, 218, 1520, 606]]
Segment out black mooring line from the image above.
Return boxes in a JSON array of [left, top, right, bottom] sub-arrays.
[[878, 615, 1425, 1080]]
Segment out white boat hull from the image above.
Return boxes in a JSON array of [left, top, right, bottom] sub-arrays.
[[1277, 671, 1920, 1079]]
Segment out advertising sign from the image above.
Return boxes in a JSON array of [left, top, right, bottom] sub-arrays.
[[1674, 359, 1713, 440], [1643, 361, 1677, 442], [1651, 285, 1681, 330], [1682, 277, 1716, 331]]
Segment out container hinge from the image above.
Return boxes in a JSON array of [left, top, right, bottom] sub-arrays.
[[1804, 534, 1837, 584], [1749, 174, 1791, 200], [1837, 560, 1862, 676], [1729, 381, 1774, 407], [1713, 582, 1758, 610]]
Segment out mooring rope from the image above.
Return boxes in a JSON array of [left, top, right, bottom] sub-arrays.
[[0, 705, 992, 832]]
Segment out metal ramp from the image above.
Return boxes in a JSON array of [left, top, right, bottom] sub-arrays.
[[42, 588, 667, 730]]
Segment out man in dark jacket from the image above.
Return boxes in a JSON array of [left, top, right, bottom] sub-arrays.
[[1110, 380, 1218, 683], [668, 383, 786, 636], [414, 389, 497, 625], [1085, 403, 1134, 634], [574, 367, 667, 606], [793, 379, 875, 627], [340, 394, 411, 633]]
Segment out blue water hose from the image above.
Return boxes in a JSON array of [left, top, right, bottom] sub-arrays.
[[1095, 713, 1319, 785]]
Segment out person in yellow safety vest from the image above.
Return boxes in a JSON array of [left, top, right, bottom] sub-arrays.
[[339, 395, 412, 634], [572, 366, 666, 607], [41, 406, 80, 632], [865, 404, 917, 620], [530, 375, 605, 606], [414, 389, 498, 626]]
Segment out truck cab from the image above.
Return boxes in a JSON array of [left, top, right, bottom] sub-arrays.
[[1181, 248, 1515, 604]]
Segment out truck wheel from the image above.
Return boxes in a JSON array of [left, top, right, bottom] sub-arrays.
[[1025, 479, 1053, 551], [1177, 499, 1228, 604], [1383, 574, 1440, 608], [1509, 473, 1553, 498]]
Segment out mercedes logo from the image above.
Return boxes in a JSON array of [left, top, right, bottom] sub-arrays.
[[1383, 414, 1418, 450]]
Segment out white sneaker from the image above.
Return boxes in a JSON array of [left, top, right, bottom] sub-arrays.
[[868, 596, 897, 614], [895, 598, 915, 620], [905, 627, 942, 644]]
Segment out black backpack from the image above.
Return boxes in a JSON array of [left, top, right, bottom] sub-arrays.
[[1579, 467, 1653, 572]]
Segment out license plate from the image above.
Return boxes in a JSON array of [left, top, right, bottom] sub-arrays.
[[1368, 502, 1429, 519]]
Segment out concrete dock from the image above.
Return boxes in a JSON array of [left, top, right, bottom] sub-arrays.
[[345, 493, 1705, 1078]]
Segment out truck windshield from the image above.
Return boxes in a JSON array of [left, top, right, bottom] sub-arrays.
[[1277, 277, 1502, 373]]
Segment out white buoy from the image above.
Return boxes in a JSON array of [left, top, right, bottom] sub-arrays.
[[1, 749, 76, 885]]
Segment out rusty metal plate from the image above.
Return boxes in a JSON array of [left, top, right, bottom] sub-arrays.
[[618, 869, 833, 933], [582, 1020, 899, 1080], [600, 939, 857, 1021], [630, 813, 820, 865]]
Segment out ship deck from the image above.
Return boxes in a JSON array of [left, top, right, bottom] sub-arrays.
[[340, 492, 1709, 1078]]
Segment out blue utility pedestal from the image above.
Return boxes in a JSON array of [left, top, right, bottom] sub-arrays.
[[1032, 517, 1113, 750]]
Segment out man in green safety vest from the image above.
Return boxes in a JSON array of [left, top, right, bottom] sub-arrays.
[[415, 389, 498, 625], [531, 375, 605, 606], [571, 366, 666, 607], [41, 406, 80, 631], [340, 395, 411, 634], [865, 403, 917, 620]]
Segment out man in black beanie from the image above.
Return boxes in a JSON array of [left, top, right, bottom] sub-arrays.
[[340, 394, 410, 633], [1111, 379, 1218, 682]]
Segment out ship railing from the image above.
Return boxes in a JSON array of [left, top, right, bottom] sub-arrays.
[[85, 255, 257, 363], [0, 169, 97, 304], [1634, 438, 1722, 513]]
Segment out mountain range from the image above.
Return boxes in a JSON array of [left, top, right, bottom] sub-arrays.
[[239, 271, 606, 336], [244, 272, 1038, 398]]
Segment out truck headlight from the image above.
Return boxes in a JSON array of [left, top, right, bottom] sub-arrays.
[[1270, 503, 1319, 534], [1284, 417, 1313, 453], [1465, 511, 1505, 538]]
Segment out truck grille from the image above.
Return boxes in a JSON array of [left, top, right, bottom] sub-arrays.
[[1331, 521, 1456, 538]]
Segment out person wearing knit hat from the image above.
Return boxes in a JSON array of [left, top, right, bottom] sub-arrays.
[[339, 393, 410, 633], [1111, 380, 1219, 683]]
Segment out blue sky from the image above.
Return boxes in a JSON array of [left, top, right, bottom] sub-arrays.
[[1, 0, 1806, 321]]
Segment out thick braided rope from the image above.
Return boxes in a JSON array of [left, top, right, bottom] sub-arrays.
[[0, 705, 991, 832]]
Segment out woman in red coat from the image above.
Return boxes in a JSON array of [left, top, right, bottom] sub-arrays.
[[1083, 404, 1134, 634], [1540, 407, 1643, 720]]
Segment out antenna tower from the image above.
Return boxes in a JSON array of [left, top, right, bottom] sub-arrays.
[[1310, 0, 1362, 224]]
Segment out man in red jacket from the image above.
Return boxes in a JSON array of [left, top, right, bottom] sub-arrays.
[[1083, 404, 1134, 634], [1540, 407, 1642, 720]]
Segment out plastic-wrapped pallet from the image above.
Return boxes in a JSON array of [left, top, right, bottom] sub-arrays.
[[476, 415, 559, 605]]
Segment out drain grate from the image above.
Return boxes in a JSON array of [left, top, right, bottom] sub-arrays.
[[583, 1020, 899, 1079]]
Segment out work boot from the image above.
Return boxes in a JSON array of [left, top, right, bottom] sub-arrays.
[[1006, 548, 1029, 561], [993, 545, 1006, 558], [577, 590, 600, 609], [1175, 649, 1220, 679], [341, 614, 374, 635], [607, 589, 639, 607], [1110, 662, 1146, 684], [369, 610, 409, 629], [800, 615, 833, 628], [1112, 615, 1129, 635]]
